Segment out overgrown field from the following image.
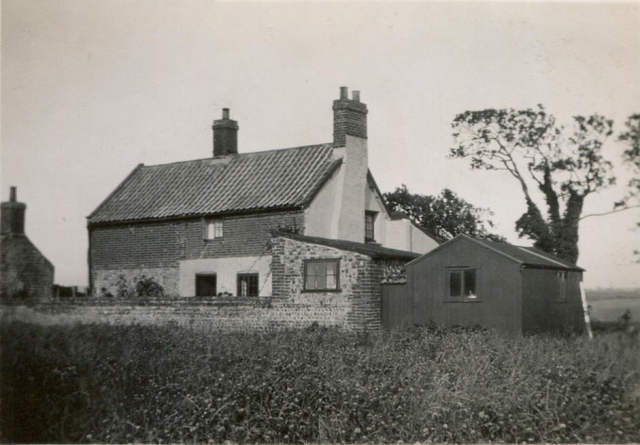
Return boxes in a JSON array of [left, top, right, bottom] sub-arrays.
[[1, 321, 639, 444]]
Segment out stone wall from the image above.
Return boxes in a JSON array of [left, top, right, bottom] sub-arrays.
[[271, 236, 383, 330], [0, 297, 351, 332]]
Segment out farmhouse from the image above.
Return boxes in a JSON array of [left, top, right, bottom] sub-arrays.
[[87, 87, 438, 329], [1, 187, 55, 299], [404, 234, 585, 335]]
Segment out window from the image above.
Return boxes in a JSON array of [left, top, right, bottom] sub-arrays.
[[448, 268, 478, 299], [365, 211, 377, 242], [237, 273, 259, 297], [195, 274, 217, 297], [556, 271, 568, 302], [304, 259, 340, 291], [204, 219, 223, 240]]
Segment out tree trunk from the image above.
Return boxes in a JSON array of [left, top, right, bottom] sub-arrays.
[[554, 192, 585, 264]]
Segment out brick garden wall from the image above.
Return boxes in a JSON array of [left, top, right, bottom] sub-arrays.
[[90, 211, 304, 296]]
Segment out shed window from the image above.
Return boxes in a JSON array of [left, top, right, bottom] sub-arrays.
[[195, 274, 217, 297], [204, 219, 223, 240], [237, 273, 259, 297], [448, 268, 478, 299], [556, 271, 568, 302], [304, 260, 340, 291]]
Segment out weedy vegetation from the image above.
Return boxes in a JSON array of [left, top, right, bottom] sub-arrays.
[[1, 321, 639, 444]]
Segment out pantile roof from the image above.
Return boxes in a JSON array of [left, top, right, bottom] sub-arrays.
[[276, 232, 421, 261], [88, 144, 341, 224]]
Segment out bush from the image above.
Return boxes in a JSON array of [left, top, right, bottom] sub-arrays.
[[1, 322, 639, 443]]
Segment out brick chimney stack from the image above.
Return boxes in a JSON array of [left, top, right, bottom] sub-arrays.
[[212, 108, 239, 157], [333, 86, 368, 147], [1, 187, 26, 236]]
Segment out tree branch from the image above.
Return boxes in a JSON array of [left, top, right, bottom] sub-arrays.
[[579, 204, 640, 220]]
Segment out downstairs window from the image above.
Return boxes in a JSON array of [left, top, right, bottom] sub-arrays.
[[195, 274, 217, 297], [237, 273, 259, 297], [304, 259, 340, 291]]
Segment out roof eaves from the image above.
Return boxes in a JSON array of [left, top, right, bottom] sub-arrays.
[[87, 163, 145, 221], [274, 232, 419, 260], [88, 205, 305, 228], [520, 263, 585, 273]]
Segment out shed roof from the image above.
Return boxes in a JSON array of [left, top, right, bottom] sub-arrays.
[[408, 234, 585, 271], [88, 143, 342, 224], [276, 232, 421, 261]]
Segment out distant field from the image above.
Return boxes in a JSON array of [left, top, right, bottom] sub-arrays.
[[586, 288, 640, 323]]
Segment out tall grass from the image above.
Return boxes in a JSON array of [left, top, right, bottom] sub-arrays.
[[1, 321, 638, 443]]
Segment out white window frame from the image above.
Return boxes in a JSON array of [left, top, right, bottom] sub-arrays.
[[204, 218, 223, 240]]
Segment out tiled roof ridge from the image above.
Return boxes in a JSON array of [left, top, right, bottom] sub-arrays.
[[143, 142, 335, 169]]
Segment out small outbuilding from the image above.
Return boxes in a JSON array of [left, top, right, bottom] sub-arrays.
[[406, 234, 585, 336]]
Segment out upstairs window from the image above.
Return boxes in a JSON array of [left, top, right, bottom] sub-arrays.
[[448, 268, 478, 300], [365, 211, 377, 242], [204, 219, 223, 240], [195, 274, 217, 297], [304, 259, 340, 291], [556, 271, 568, 302], [237, 273, 259, 297]]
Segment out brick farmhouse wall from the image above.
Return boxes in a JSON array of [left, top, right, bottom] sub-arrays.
[[86, 217, 406, 331], [90, 211, 304, 296]]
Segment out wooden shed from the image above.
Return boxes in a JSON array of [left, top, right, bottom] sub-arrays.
[[406, 234, 585, 336]]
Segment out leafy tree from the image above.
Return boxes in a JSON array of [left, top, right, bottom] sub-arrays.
[[618, 114, 640, 257], [619, 114, 640, 199], [383, 185, 503, 242], [450, 106, 619, 263]]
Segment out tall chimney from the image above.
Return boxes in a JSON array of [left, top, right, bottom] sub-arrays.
[[1, 187, 26, 236], [333, 86, 368, 147], [212, 108, 239, 157]]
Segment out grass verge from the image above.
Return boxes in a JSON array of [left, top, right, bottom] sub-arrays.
[[1, 321, 639, 443]]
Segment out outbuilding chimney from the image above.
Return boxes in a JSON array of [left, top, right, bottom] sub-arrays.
[[333, 86, 368, 147], [212, 108, 239, 157], [1, 187, 26, 236]]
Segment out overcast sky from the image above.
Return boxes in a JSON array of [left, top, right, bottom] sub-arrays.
[[2, 1, 639, 289]]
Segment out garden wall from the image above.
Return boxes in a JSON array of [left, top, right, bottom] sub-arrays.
[[0, 297, 353, 331]]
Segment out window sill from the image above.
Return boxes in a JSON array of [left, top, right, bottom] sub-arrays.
[[302, 289, 342, 293], [442, 299, 482, 303], [203, 238, 224, 242]]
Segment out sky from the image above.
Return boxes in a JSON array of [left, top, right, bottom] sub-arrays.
[[1, 0, 639, 289]]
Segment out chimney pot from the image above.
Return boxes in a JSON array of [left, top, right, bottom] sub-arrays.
[[332, 88, 368, 147], [222, 108, 230, 119], [10, 187, 16, 203]]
